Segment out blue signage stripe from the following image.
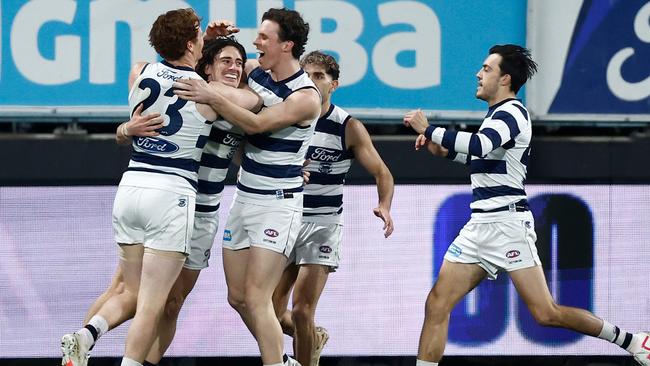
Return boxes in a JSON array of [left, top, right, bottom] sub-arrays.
[[195, 203, 220, 213], [200, 154, 231, 169], [304, 194, 343, 208], [197, 180, 225, 195], [241, 156, 302, 178], [126, 167, 198, 190], [131, 151, 199, 172], [472, 186, 526, 201], [308, 172, 346, 185], [247, 134, 302, 153], [470, 159, 507, 174]]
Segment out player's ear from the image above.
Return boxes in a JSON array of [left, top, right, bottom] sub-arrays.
[[330, 79, 339, 94], [500, 73, 511, 88]]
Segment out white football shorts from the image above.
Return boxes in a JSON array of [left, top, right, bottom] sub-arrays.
[[112, 185, 194, 254], [288, 222, 343, 271], [444, 215, 541, 280], [185, 212, 219, 270], [222, 199, 302, 257]]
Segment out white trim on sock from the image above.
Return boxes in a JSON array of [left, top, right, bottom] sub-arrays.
[[88, 315, 109, 339], [416, 359, 438, 366], [121, 357, 142, 366]]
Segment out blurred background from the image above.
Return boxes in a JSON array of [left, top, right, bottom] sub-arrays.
[[1, 1, 649, 365]]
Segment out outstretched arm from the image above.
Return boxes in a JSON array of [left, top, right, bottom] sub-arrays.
[[415, 134, 470, 165], [346, 118, 394, 238]]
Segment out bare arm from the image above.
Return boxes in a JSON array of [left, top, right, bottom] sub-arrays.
[[346, 118, 394, 238], [173, 78, 320, 134], [209, 82, 262, 112], [127, 62, 148, 91]]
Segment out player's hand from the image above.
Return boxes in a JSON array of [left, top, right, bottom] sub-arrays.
[[302, 159, 311, 185], [415, 134, 448, 157], [205, 20, 240, 40], [121, 104, 164, 138], [403, 109, 429, 135], [173, 78, 220, 104], [373, 206, 394, 238]]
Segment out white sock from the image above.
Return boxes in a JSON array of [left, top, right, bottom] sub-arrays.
[[265, 363, 283, 366], [87, 315, 109, 339], [75, 328, 94, 352], [597, 320, 634, 349], [121, 357, 142, 366], [416, 359, 438, 366]]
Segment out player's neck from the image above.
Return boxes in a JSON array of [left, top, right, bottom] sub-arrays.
[[488, 91, 516, 107], [270, 57, 301, 82], [167, 54, 195, 70], [320, 100, 332, 118]]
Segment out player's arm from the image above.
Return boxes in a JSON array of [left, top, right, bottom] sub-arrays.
[[209, 82, 262, 112], [346, 118, 394, 238], [173, 79, 320, 134], [414, 134, 470, 165], [405, 109, 517, 158], [127, 62, 148, 91]]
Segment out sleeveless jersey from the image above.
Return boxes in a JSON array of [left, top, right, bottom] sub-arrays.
[[302, 104, 353, 224], [235, 67, 318, 205], [121, 61, 214, 195]]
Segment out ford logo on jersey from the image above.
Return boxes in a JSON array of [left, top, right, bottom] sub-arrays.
[[135, 137, 179, 154]]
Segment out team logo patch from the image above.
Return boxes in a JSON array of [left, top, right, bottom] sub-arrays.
[[178, 198, 186, 207], [135, 136, 179, 153], [506, 250, 521, 259], [264, 228, 279, 237], [448, 243, 462, 257], [318, 162, 333, 174], [223, 229, 232, 241], [319, 245, 332, 254]]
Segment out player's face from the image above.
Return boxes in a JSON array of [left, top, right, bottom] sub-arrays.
[[475, 53, 504, 102], [303, 63, 337, 105], [205, 46, 244, 87], [253, 20, 287, 70]]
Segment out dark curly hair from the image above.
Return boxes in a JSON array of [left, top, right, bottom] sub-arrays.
[[149, 8, 201, 61], [262, 8, 310, 59], [489, 44, 538, 94], [300, 50, 340, 81], [196, 37, 247, 81]]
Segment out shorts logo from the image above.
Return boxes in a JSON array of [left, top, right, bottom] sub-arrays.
[[223, 229, 232, 241], [264, 228, 279, 237], [319, 245, 332, 254], [506, 250, 521, 259], [448, 243, 462, 257], [524, 221, 532, 229], [204, 249, 211, 260], [178, 198, 187, 207]]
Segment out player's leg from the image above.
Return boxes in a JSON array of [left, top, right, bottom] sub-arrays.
[[144, 267, 200, 364], [223, 247, 255, 333], [510, 265, 650, 364], [272, 262, 299, 336], [83, 268, 125, 324], [417, 260, 487, 364], [123, 247, 185, 363], [245, 246, 290, 365], [61, 245, 142, 366], [290, 264, 329, 366]]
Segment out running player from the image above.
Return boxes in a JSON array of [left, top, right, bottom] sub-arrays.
[[174, 8, 321, 366], [271, 50, 394, 366], [403, 44, 650, 366]]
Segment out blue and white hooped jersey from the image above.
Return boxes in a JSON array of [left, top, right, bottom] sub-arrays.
[[303, 104, 353, 224], [236, 67, 318, 204], [195, 119, 243, 214], [121, 61, 214, 195], [426, 98, 532, 220]]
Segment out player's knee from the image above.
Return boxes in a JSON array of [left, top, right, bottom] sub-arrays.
[[291, 302, 315, 325], [529, 303, 561, 327], [424, 292, 452, 322], [163, 293, 185, 319], [227, 293, 246, 314]]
